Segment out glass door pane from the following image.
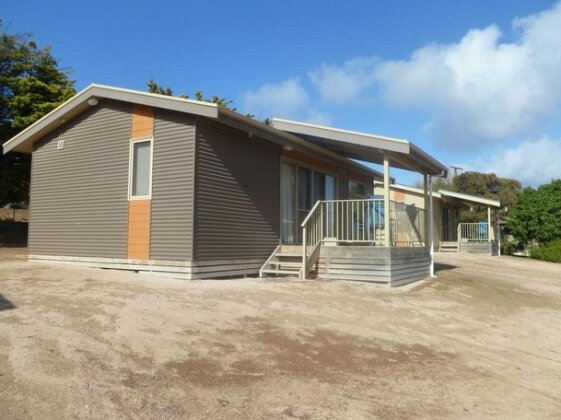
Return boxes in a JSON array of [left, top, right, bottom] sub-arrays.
[[297, 167, 312, 243], [325, 175, 336, 200], [313, 172, 325, 204], [280, 162, 297, 243], [324, 175, 336, 237]]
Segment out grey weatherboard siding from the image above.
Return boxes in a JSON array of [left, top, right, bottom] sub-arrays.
[[150, 109, 196, 261], [194, 119, 281, 261], [29, 99, 131, 258]]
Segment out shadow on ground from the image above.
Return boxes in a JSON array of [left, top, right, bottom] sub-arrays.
[[0, 293, 16, 311], [434, 262, 457, 273]]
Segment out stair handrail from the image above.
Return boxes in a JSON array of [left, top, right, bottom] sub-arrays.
[[301, 200, 322, 227], [300, 200, 323, 279], [259, 244, 281, 277]]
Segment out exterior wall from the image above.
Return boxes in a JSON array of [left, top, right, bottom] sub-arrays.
[[281, 148, 338, 174], [29, 99, 131, 258], [150, 109, 196, 261], [374, 185, 442, 249], [193, 119, 281, 273], [317, 246, 430, 286]]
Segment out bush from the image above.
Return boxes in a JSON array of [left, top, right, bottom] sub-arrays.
[[501, 239, 522, 256], [529, 240, 561, 263]]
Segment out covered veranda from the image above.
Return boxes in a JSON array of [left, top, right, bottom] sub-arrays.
[[262, 119, 448, 286], [375, 183, 502, 255]]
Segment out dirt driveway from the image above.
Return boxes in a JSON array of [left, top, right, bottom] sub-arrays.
[[1, 249, 561, 419]]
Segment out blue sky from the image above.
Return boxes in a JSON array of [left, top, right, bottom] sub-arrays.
[[3, 0, 561, 186]]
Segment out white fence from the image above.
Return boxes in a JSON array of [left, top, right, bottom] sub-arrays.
[[458, 222, 489, 242]]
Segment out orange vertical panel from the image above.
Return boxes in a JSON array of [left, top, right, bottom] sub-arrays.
[[131, 105, 154, 139], [127, 105, 153, 260], [127, 199, 151, 260]]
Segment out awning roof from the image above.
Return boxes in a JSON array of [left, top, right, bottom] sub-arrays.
[[438, 189, 501, 208], [271, 118, 449, 176], [390, 183, 501, 208]]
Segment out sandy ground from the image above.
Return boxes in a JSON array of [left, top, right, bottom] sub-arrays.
[[1, 248, 561, 419]]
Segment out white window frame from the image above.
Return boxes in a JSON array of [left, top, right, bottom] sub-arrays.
[[128, 137, 154, 200]]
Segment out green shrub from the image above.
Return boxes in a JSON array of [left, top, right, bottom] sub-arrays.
[[529, 240, 561, 263], [501, 239, 521, 256]]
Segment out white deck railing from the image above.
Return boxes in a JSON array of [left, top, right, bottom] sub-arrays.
[[300, 199, 426, 278], [390, 201, 426, 247], [457, 222, 489, 242]]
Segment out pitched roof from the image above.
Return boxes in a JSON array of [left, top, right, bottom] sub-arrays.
[[2, 84, 450, 182], [2, 84, 218, 154]]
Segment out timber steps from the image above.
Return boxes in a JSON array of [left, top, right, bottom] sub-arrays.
[[439, 241, 459, 252], [260, 245, 308, 277]]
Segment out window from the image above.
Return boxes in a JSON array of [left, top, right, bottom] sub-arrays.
[[348, 180, 367, 199], [130, 139, 152, 198]]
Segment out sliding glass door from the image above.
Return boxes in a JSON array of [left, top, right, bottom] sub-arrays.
[[281, 161, 337, 244], [280, 162, 297, 244]]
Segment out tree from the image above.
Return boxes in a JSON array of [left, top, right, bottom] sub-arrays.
[[507, 179, 561, 244], [147, 79, 235, 109], [0, 22, 75, 206], [416, 171, 522, 222], [147, 79, 172, 96], [452, 172, 521, 223], [146, 79, 260, 120]]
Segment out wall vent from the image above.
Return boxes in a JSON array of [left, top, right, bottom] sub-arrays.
[[57, 140, 65, 150]]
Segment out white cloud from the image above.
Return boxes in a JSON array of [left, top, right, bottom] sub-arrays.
[[373, 2, 561, 149], [241, 78, 329, 124], [469, 136, 561, 186], [305, 2, 561, 150], [309, 57, 378, 104]]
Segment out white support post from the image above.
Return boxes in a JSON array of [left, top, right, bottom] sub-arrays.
[[497, 209, 501, 256], [487, 206, 492, 242], [428, 175, 435, 277], [320, 203, 324, 243], [301, 227, 307, 280], [383, 154, 391, 247], [423, 173, 429, 250]]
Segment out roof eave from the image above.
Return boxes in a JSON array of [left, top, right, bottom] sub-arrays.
[[2, 84, 219, 154], [408, 143, 448, 177]]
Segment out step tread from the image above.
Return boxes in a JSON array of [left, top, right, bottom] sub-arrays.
[[274, 253, 302, 258], [269, 261, 302, 267], [262, 269, 301, 275]]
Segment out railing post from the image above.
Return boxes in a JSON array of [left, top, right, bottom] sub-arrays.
[[428, 175, 434, 276], [487, 206, 492, 242], [423, 174, 429, 249], [457, 224, 461, 253], [301, 226, 307, 279], [383, 154, 391, 247], [320, 203, 324, 244]]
